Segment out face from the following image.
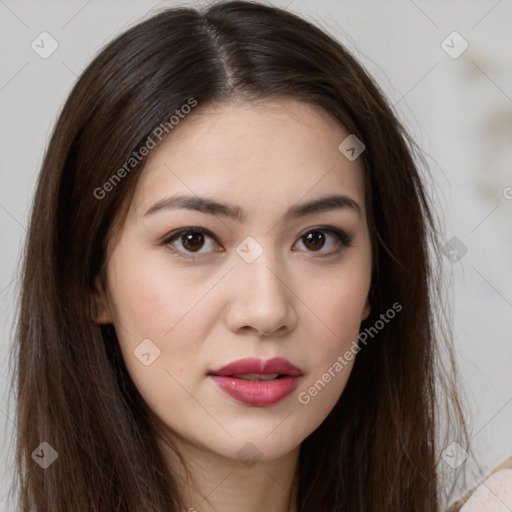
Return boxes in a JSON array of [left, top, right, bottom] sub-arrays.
[[95, 99, 372, 466]]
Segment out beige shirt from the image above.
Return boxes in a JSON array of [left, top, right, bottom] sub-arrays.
[[447, 457, 512, 512]]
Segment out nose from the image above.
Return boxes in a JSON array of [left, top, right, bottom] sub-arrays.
[[224, 249, 298, 337]]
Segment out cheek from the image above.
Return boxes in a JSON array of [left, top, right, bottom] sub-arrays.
[[106, 246, 217, 341], [305, 263, 370, 348], [105, 252, 222, 411], [294, 265, 370, 412]]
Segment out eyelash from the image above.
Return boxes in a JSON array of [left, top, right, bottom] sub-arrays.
[[161, 226, 353, 260]]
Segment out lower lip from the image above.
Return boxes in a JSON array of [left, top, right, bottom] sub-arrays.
[[209, 375, 301, 406]]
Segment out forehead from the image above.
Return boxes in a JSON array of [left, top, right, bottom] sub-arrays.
[[130, 99, 366, 222]]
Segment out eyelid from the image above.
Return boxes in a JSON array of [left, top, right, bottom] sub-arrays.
[[303, 226, 353, 249], [161, 227, 221, 260], [161, 226, 215, 244], [161, 225, 352, 260]]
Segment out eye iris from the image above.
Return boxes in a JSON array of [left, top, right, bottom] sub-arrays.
[[182, 231, 204, 252], [304, 231, 325, 251]]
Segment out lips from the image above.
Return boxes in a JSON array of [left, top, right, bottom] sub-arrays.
[[231, 372, 280, 381], [208, 357, 303, 407], [210, 357, 303, 378]]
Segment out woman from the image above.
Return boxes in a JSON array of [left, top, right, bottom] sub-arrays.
[[8, 1, 474, 510]]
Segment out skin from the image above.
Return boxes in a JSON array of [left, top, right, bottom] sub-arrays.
[[94, 98, 372, 512]]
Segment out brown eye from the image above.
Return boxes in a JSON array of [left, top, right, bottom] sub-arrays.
[[295, 227, 352, 256], [302, 231, 327, 251], [163, 228, 220, 259], [180, 231, 205, 252]]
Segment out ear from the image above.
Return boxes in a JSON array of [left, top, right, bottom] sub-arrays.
[[92, 275, 113, 324], [361, 293, 371, 321]]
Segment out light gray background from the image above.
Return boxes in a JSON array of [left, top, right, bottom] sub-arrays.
[[1, 0, 511, 508]]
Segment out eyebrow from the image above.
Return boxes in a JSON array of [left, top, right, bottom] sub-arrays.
[[143, 193, 362, 222]]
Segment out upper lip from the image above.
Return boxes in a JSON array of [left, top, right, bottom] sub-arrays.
[[208, 357, 303, 377]]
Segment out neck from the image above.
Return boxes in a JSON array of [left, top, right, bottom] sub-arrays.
[[154, 429, 300, 512]]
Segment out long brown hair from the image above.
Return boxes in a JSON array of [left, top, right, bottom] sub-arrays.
[[7, 1, 469, 510]]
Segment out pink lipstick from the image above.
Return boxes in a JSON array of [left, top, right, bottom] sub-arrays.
[[208, 357, 303, 407]]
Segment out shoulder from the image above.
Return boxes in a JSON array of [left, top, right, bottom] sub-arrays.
[[460, 468, 512, 511], [448, 457, 512, 512]]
